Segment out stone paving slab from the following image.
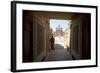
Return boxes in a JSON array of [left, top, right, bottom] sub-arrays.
[[44, 45, 73, 61]]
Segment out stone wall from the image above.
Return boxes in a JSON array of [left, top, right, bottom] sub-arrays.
[[70, 13, 91, 59]]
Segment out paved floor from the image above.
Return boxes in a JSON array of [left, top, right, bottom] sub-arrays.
[[44, 44, 73, 61]]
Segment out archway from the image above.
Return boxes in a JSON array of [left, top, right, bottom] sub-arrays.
[[22, 10, 91, 62]]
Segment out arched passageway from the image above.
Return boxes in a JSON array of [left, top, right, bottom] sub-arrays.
[[23, 10, 91, 62]]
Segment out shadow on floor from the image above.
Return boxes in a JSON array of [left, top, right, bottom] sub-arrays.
[[44, 44, 73, 61], [54, 44, 64, 50]]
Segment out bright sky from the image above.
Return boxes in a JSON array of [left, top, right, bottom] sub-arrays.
[[50, 19, 69, 32]]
